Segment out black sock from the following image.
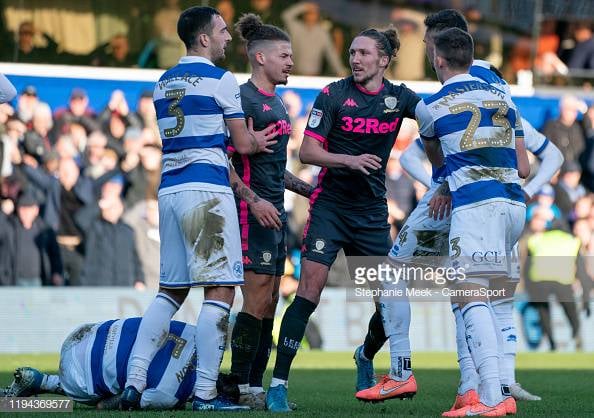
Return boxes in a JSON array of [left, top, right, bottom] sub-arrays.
[[249, 317, 274, 388], [230, 312, 262, 385], [363, 310, 387, 360], [273, 296, 317, 380]]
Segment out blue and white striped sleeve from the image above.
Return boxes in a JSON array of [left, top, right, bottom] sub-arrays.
[[213, 71, 244, 120], [415, 100, 437, 141]]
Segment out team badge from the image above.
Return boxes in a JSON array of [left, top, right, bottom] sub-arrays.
[[233, 261, 243, 278], [262, 251, 272, 265], [384, 96, 398, 109], [313, 239, 326, 254], [308, 108, 323, 128]]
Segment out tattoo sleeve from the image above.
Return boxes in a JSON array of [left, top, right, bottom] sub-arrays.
[[437, 181, 451, 196], [229, 163, 260, 204], [284, 170, 315, 198]]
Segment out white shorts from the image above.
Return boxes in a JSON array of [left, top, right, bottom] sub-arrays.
[[389, 186, 450, 263], [449, 201, 525, 286], [59, 324, 98, 404], [159, 190, 244, 288]]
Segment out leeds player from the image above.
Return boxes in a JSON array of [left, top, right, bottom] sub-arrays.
[[223, 14, 313, 409], [266, 27, 423, 412], [121, 6, 278, 411], [3, 319, 196, 410], [416, 28, 529, 416]]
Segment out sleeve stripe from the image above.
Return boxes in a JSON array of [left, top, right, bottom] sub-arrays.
[[224, 112, 245, 119], [304, 129, 327, 143], [532, 138, 550, 157]]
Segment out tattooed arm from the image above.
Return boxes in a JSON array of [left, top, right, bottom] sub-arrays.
[[284, 170, 315, 198], [229, 165, 282, 230]]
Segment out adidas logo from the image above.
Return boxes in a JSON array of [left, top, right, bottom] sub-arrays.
[[262, 104, 272, 112], [343, 98, 358, 107]]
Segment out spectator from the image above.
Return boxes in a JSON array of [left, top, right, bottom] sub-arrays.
[[568, 21, 594, 70], [535, 19, 568, 77], [80, 196, 144, 287], [123, 198, 159, 288], [216, 0, 246, 73], [555, 161, 587, 216], [524, 207, 592, 351], [153, 0, 185, 69], [465, 7, 503, 68], [53, 88, 99, 137], [122, 142, 162, 207], [91, 34, 137, 68], [526, 184, 562, 222], [99, 90, 142, 158], [282, 2, 347, 76], [83, 131, 108, 179], [387, 8, 425, 81], [11, 21, 58, 64], [23, 103, 54, 163], [16, 85, 40, 123], [20, 156, 117, 285], [9, 190, 63, 286], [385, 151, 415, 232], [133, 91, 159, 142], [542, 95, 587, 164]]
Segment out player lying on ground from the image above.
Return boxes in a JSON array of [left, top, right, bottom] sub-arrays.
[[2, 318, 197, 410]]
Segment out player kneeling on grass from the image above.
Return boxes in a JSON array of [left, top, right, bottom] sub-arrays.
[[2, 318, 197, 411]]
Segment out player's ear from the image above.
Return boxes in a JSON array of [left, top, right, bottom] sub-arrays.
[[255, 51, 266, 66], [379, 54, 389, 69], [198, 33, 209, 48]]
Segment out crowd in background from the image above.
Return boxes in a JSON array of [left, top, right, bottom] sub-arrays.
[[0, 0, 592, 85]]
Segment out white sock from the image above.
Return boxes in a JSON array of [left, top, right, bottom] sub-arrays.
[[194, 300, 231, 401], [488, 302, 509, 397], [41, 374, 60, 392], [461, 301, 502, 407], [452, 304, 479, 395], [492, 298, 516, 385], [250, 386, 265, 394], [270, 377, 288, 388], [381, 279, 412, 381], [127, 293, 180, 391]]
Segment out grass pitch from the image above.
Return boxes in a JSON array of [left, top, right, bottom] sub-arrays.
[[1, 351, 593, 416]]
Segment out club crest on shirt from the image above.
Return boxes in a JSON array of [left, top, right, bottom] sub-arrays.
[[384, 96, 399, 113], [308, 108, 323, 128]]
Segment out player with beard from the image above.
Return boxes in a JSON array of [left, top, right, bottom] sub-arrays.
[[220, 13, 313, 410], [265, 26, 423, 412], [120, 6, 278, 412]]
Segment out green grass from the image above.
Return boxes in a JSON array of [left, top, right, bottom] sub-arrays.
[[2, 352, 594, 416]]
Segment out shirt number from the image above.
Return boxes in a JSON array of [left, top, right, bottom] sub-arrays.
[[448, 101, 512, 151], [164, 88, 186, 138], [167, 334, 187, 359]]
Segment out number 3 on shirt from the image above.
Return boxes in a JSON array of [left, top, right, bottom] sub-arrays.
[[449, 100, 512, 151], [164, 88, 186, 138]]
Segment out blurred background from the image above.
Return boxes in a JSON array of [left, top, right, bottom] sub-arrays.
[[0, 0, 592, 354]]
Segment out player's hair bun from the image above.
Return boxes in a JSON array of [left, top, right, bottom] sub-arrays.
[[235, 13, 264, 42], [382, 27, 400, 56]]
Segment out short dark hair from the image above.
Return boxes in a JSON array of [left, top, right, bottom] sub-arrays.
[[235, 13, 290, 54], [424, 9, 469, 33], [433, 28, 473, 70], [357, 27, 400, 63], [177, 6, 220, 49]]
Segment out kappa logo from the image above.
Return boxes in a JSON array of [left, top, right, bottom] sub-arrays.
[[342, 98, 358, 107], [322, 86, 330, 95], [242, 255, 253, 265], [262, 103, 272, 112], [313, 239, 326, 254]]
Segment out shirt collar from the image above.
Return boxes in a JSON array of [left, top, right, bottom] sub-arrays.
[[178, 55, 214, 66], [442, 73, 477, 86]]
